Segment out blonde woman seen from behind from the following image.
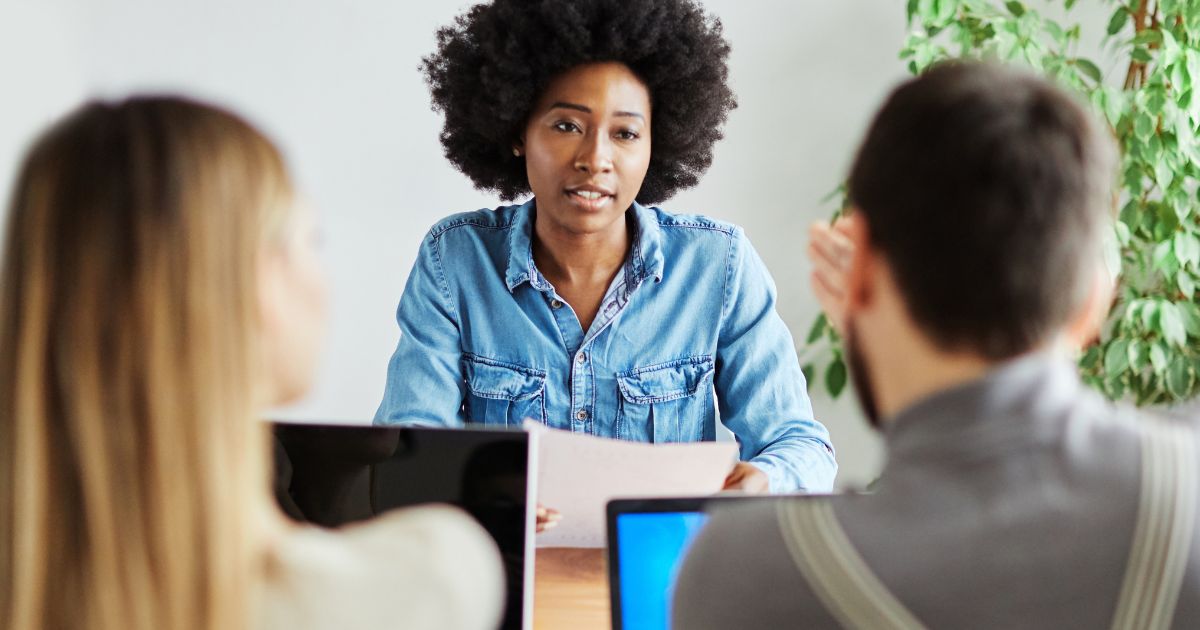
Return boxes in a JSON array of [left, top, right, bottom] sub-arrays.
[[0, 97, 504, 630]]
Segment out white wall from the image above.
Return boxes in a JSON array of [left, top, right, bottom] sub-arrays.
[[0, 0, 1121, 489]]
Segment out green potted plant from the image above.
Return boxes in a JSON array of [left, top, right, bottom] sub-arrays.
[[804, 0, 1200, 406]]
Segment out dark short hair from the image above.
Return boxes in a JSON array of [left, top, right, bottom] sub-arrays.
[[848, 62, 1116, 358], [420, 0, 737, 204]]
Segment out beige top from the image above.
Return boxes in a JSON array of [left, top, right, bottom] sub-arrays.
[[259, 505, 505, 630]]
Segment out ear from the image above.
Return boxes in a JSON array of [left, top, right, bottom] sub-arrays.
[[841, 210, 877, 314], [1065, 262, 1114, 350]]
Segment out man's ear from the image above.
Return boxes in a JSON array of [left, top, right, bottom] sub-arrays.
[[1065, 262, 1115, 350], [842, 211, 876, 313]]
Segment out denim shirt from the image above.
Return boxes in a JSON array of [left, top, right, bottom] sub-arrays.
[[374, 200, 836, 492]]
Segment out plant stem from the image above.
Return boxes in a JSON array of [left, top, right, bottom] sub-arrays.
[[1125, 0, 1153, 89]]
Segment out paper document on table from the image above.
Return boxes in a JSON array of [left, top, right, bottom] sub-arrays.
[[528, 422, 738, 548]]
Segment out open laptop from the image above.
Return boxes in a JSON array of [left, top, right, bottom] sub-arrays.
[[606, 497, 712, 630], [272, 423, 537, 630], [607, 496, 778, 630]]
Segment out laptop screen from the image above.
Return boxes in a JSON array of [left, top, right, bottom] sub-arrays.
[[613, 510, 710, 630], [272, 423, 533, 630]]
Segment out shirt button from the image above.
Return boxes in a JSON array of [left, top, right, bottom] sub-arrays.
[[550, 299, 563, 309], [576, 353, 587, 365], [576, 409, 588, 421]]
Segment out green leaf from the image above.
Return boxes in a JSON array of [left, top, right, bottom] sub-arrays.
[[1122, 301, 1141, 327], [1128, 339, 1148, 372], [1102, 86, 1125, 127], [1045, 19, 1066, 45], [1142, 300, 1162, 331], [1152, 159, 1171, 189], [1181, 302, 1200, 336], [1161, 301, 1189, 347], [936, 0, 959, 24], [1106, 371, 1127, 399], [1154, 240, 1176, 271], [1005, 0, 1025, 17], [1178, 88, 1193, 113], [1135, 112, 1156, 140], [1081, 345, 1101, 370], [1174, 232, 1200, 268], [806, 314, 828, 344], [1150, 342, 1169, 373], [1115, 220, 1132, 246], [918, 0, 936, 21], [1132, 47, 1154, 64], [1167, 359, 1193, 398], [1076, 58, 1103, 83], [1107, 6, 1129, 36], [820, 183, 847, 204], [1162, 25, 1182, 59], [1146, 89, 1168, 114], [1179, 269, 1197, 299], [825, 357, 848, 397], [802, 363, 814, 386], [1155, 161, 1176, 189], [1132, 30, 1163, 47], [1105, 338, 1130, 375]]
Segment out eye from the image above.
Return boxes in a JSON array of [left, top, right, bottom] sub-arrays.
[[615, 128, 640, 141], [553, 121, 581, 133]]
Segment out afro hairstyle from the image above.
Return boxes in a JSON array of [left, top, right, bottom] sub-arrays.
[[421, 0, 737, 205]]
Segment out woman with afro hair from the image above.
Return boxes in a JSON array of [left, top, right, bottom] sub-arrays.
[[375, 0, 836, 496]]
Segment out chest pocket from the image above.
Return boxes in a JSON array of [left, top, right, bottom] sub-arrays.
[[616, 356, 714, 443], [462, 354, 546, 426]]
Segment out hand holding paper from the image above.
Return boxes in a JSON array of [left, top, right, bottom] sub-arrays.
[[527, 422, 739, 548]]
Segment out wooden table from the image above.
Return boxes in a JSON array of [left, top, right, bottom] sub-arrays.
[[533, 548, 610, 629]]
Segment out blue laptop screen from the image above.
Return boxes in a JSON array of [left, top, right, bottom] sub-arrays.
[[615, 511, 710, 630]]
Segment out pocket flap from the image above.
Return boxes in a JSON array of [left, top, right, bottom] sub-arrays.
[[463, 354, 546, 401], [617, 356, 714, 404]]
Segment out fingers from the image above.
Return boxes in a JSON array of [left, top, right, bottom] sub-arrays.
[[721, 462, 770, 493], [535, 505, 562, 533], [808, 220, 853, 335], [809, 221, 854, 269], [832, 215, 854, 235], [810, 260, 845, 304], [722, 473, 745, 490]]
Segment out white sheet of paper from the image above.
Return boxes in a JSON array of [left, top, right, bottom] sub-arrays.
[[528, 422, 739, 548]]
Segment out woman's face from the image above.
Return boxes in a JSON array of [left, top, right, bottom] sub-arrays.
[[258, 199, 328, 407], [521, 62, 652, 237]]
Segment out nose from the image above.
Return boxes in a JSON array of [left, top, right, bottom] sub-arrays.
[[573, 129, 614, 174]]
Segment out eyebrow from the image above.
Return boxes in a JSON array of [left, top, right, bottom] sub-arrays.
[[549, 101, 645, 121]]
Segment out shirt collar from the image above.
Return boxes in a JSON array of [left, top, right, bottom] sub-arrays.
[[504, 199, 665, 293], [504, 199, 543, 292], [627, 201, 665, 288]]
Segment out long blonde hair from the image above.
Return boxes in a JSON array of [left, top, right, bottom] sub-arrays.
[[0, 97, 293, 630]]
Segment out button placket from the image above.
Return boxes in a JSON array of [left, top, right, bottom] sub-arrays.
[[547, 292, 583, 356], [570, 345, 593, 433]]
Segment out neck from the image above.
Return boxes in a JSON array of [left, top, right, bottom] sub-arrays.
[[875, 349, 995, 422], [532, 210, 630, 284], [856, 312, 997, 423]]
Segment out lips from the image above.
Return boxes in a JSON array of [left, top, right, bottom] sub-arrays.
[[564, 184, 615, 211]]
